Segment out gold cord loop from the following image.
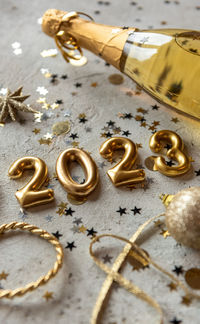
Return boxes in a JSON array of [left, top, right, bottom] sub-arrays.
[[0, 222, 63, 299], [90, 214, 200, 324]]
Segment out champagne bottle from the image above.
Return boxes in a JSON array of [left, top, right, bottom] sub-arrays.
[[42, 9, 200, 119]]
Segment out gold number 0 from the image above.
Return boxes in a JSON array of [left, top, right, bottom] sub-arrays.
[[56, 148, 99, 203], [99, 137, 145, 187], [149, 130, 191, 176], [8, 157, 54, 208]]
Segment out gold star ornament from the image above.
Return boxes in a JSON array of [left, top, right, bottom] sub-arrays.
[[0, 87, 38, 123]]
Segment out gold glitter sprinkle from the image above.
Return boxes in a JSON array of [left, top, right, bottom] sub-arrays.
[[185, 268, 200, 289], [52, 120, 71, 136], [136, 143, 143, 148], [32, 128, 41, 134], [108, 74, 124, 85]]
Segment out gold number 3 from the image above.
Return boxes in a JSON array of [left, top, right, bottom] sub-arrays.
[[99, 137, 145, 187], [8, 157, 54, 208], [149, 130, 191, 176]]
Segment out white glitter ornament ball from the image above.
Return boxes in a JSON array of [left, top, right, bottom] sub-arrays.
[[165, 187, 200, 249]]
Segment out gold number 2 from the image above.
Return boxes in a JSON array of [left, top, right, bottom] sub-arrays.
[[149, 130, 191, 176], [99, 137, 145, 187], [8, 157, 54, 208], [56, 148, 99, 204]]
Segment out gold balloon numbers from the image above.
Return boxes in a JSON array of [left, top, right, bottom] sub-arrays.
[[8, 157, 54, 208], [99, 137, 145, 187], [56, 148, 99, 204], [148, 130, 191, 177], [8, 131, 191, 207]]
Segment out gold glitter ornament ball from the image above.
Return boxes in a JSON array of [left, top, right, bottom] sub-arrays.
[[165, 187, 200, 249]]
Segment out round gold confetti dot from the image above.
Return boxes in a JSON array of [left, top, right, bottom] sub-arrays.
[[108, 73, 124, 85], [52, 121, 70, 136], [185, 268, 200, 289], [144, 156, 157, 171]]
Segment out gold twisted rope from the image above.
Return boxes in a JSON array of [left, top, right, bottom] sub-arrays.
[[90, 214, 200, 324], [0, 222, 64, 299]]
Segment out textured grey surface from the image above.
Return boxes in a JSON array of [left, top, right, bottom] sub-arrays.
[[1, 0, 200, 323]]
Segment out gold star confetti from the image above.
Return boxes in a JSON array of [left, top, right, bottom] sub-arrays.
[[140, 122, 147, 128], [37, 97, 46, 104], [38, 138, 52, 145], [44, 132, 53, 140], [32, 128, 40, 134], [43, 291, 53, 301], [134, 115, 143, 121], [152, 121, 160, 126], [137, 107, 147, 114], [171, 117, 179, 123], [136, 143, 143, 148], [100, 132, 107, 138], [56, 207, 65, 217], [51, 103, 59, 110], [79, 113, 86, 118], [79, 225, 87, 233], [0, 271, 9, 280], [117, 112, 125, 118], [160, 229, 170, 238], [113, 127, 121, 134], [91, 82, 98, 87], [72, 141, 80, 148], [181, 295, 192, 306], [148, 125, 156, 131], [42, 103, 50, 110], [167, 281, 177, 291], [58, 202, 68, 209], [0, 87, 37, 123], [154, 219, 163, 227]]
